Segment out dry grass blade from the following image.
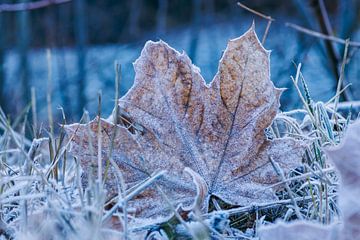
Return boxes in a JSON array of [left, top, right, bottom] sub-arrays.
[[259, 121, 360, 240], [332, 39, 350, 124], [1, 20, 356, 239], [269, 157, 303, 220]]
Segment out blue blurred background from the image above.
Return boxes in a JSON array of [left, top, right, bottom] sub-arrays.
[[0, 0, 359, 123]]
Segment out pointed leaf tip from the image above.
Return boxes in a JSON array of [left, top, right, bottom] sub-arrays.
[[67, 28, 305, 222]]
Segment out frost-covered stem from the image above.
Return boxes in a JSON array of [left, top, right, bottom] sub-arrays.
[[332, 39, 350, 125], [125, 170, 166, 202], [106, 62, 129, 239], [0, 193, 46, 204], [25, 137, 48, 174], [31, 87, 38, 136], [103, 63, 121, 183], [155, 184, 196, 239], [75, 157, 85, 208], [269, 157, 303, 220], [105, 170, 166, 212], [45, 133, 74, 177], [97, 92, 102, 184], [46, 49, 54, 137], [0, 109, 32, 147], [290, 71, 333, 144], [264, 167, 335, 190], [79, 112, 95, 190], [325, 83, 351, 106], [325, 183, 329, 224], [203, 196, 313, 217], [262, 20, 272, 44], [0, 176, 41, 185], [102, 170, 166, 223]]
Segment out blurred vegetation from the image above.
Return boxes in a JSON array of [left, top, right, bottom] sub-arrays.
[[0, 0, 301, 48], [0, 0, 359, 124]]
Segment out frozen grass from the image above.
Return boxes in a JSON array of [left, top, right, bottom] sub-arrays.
[[0, 58, 356, 239]]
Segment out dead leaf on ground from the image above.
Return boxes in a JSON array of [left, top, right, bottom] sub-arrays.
[[65, 25, 305, 222]]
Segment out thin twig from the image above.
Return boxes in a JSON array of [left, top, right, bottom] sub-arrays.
[[103, 170, 166, 221], [0, 193, 46, 204], [155, 184, 195, 239], [46, 49, 54, 137], [31, 87, 37, 137], [269, 157, 303, 220], [262, 20, 272, 44], [203, 196, 313, 217], [97, 92, 102, 184], [0, 0, 71, 12], [237, 2, 274, 21], [290, 64, 334, 144], [332, 39, 350, 124], [325, 83, 352, 106], [255, 167, 335, 192], [104, 62, 129, 239], [286, 22, 360, 48], [237, 2, 274, 44]]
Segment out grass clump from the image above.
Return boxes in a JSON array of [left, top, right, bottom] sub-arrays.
[[0, 60, 355, 239]]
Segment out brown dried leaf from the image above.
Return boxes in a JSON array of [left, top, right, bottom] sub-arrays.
[[259, 121, 360, 240], [65, 26, 305, 221]]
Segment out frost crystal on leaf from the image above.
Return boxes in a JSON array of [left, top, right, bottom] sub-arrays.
[[259, 121, 360, 240], [65, 26, 305, 221]]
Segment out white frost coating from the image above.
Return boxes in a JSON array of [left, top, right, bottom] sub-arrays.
[[259, 120, 360, 240], [65, 26, 306, 223]]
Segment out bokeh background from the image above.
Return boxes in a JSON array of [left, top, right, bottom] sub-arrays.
[[0, 0, 359, 123]]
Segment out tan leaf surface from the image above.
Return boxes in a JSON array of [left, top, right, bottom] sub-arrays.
[[65, 26, 305, 220], [259, 121, 360, 240]]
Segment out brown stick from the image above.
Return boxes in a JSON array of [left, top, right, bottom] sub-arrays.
[[237, 2, 274, 21], [262, 20, 272, 44], [237, 2, 274, 44], [0, 0, 71, 12], [286, 22, 360, 48], [203, 196, 313, 217]]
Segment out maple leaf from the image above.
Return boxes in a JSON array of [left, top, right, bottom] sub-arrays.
[[259, 121, 360, 240], [65, 26, 305, 220]]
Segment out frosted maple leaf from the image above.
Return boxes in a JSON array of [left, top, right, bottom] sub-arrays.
[[259, 121, 360, 240], [65, 25, 305, 221]]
